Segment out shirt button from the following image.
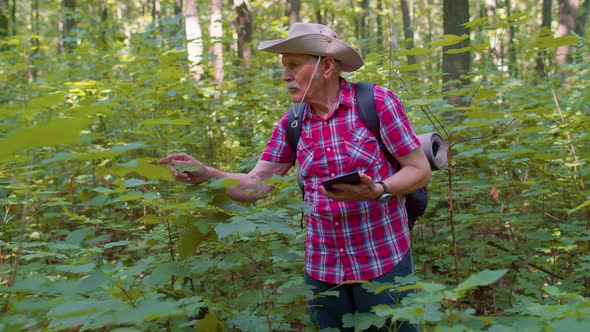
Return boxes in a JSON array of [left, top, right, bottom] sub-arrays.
[[331, 173, 335, 177], [335, 222, 339, 226], [327, 147, 331, 152], [339, 248, 344, 253]]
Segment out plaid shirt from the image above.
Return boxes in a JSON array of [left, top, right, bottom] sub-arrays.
[[261, 79, 420, 284]]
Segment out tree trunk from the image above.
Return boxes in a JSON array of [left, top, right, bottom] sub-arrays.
[[235, 0, 252, 69], [359, 0, 370, 57], [98, 0, 108, 50], [285, 0, 300, 26], [185, 0, 203, 82], [400, 0, 416, 65], [442, 0, 470, 106], [152, 0, 163, 37], [314, 0, 323, 24], [556, 0, 580, 65], [376, 0, 383, 49], [0, 0, 7, 38], [30, 0, 39, 81], [10, 0, 15, 35], [504, 0, 517, 77], [210, 0, 224, 94], [536, 0, 552, 73], [172, 0, 183, 44], [574, 0, 589, 36], [63, 0, 77, 53]]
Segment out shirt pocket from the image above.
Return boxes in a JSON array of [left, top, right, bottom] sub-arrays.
[[344, 127, 380, 170], [297, 138, 321, 178]]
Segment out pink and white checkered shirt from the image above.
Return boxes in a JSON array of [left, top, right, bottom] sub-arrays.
[[261, 79, 420, 284]]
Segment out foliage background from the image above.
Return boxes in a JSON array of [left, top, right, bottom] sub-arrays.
[[0, 0, 589, 331]]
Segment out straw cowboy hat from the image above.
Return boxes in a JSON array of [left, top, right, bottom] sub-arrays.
[[258, 22, 364, 72]]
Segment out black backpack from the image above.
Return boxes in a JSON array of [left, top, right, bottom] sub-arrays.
[[285, 82, 427, 230]]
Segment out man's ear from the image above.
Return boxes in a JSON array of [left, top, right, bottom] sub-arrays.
[[321, 57, 336, 78]]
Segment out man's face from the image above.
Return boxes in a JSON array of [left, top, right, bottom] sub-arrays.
[[281, 53, 321, 103]]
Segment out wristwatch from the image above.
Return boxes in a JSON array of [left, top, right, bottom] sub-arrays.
[[375, 181, 393, 204]]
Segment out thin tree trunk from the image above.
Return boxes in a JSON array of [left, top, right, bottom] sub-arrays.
[[314, 0, 323, 24], [0, 0, 8, 38], [152, 0, 163, 37], [235, 0, 252, 69], [536, 0, 552, 73], [63, 0, 77, 53], [376, 0, 383, 49], [359, 0, 370, 56], [210, 0, 223, 94], [30, 0, 39, 81], [185, 0, 203, 82], [285, 0, 300, 26], [574, 0, 589, 36], [400, 0, 416, 65], [10, 0, 15, 35], [504, 0, 517, 77], [99, 0, 108, 50], [442, 0, 470, 106], [171, 0, 183, 45], [556, 0, 580, 65]]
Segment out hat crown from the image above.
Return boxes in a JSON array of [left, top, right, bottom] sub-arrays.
[[288, 23, 339, 40], [258, 22, 363, 72]]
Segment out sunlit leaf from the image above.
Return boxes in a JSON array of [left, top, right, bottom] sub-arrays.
[[196, 313, 226, 332], [0, 116, 93, 162], [430, 34, 469, 47], [454, 269, 508, 294], [141, 118, 193, 126], [536, 35, 580, 49], [570, 200, 590, 213]]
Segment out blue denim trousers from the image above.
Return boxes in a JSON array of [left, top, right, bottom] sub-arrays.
[[305, 249, 418, 332]]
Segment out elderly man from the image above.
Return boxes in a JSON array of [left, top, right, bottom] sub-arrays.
[[159, 22, 430, 331]]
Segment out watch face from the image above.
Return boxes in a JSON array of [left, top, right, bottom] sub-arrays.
[[377, 192, 393, 204]]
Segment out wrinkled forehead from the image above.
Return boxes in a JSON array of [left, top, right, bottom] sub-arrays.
[[280, 53, 319, 64]]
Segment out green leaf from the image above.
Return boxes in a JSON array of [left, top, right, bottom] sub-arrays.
[[0, 116, 93, 162], [142, 117, 193, 126], [444, 46, 472, 54], [55, 263, 96, 274], [464, 17, 489, 29], [123, 178, 154, 188], [103, 241, 130, 249], [142, 262, 191, 286], [454, 269, 508, 294], [174, 164, 200, 173], [177, 226, 206, 260], [569, 200, 590, 213], [395, 47, 433, 56], [536, 35, 579, 49], [196, 313, 226, 332], [134, 299, 184, 320], [430, 34, 469, 47], [342, 312, 385, 330]]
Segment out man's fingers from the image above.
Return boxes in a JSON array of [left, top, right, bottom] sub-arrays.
[[158, 153, 192, 164]]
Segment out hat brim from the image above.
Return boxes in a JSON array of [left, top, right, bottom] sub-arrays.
[[258, 34, 363, 72]]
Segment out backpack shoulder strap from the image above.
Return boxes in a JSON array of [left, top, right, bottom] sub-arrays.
[[355, 82, 399, 170], [286, 103, 306, 152], [286, 103, 307, 199], [356, 82, 379, 136]]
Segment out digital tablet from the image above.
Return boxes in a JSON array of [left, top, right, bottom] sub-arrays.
[[321, 171, 361, 191]]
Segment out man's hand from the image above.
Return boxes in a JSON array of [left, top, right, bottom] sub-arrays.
[[158, 153, 209, 185], [321, 173, 382, 202]]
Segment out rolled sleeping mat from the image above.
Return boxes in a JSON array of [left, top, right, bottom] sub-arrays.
[[417, 132, 448, 171]]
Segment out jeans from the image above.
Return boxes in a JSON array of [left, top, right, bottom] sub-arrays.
[[305, 249, 418, 332]]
